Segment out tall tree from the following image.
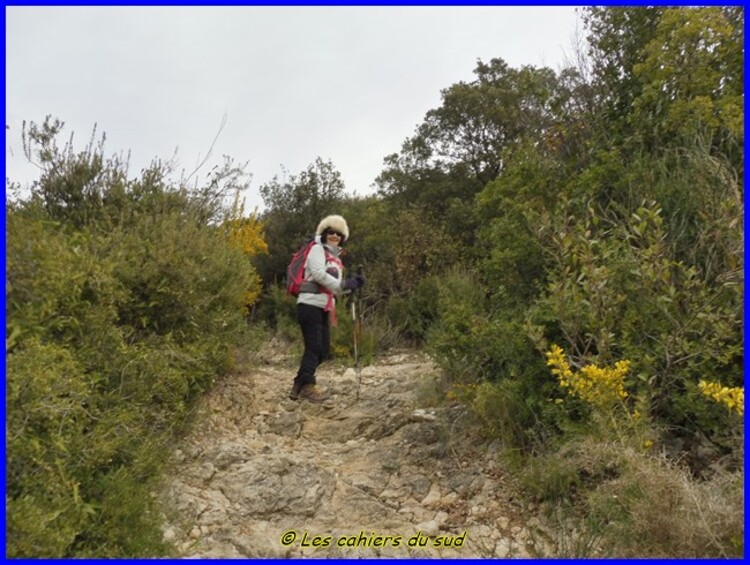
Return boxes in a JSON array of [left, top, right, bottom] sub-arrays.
[[582, 7, 664, 138], [632, 7, 744, 166], [380, 58, 564, 192], [583, 6, 743, 168]]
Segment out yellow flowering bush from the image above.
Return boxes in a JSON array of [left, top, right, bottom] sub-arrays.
[[226, 213, 269, 258], [546, 344, 630, 408], [223, 194, 268, 310], [698, 380, 744, 416]]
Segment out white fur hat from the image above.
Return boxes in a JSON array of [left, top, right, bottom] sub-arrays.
[[316, 214, 349, 242]]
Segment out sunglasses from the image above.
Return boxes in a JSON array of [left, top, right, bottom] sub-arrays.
[[326, 231, 344, 239]]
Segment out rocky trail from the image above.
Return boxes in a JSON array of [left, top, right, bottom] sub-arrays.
[[159, 343, 550, 558]]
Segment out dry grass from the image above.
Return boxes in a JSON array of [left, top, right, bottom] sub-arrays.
[[536, 438, 744, 558]]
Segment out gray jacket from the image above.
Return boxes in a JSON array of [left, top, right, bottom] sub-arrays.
[[297, 235, 346, 309]]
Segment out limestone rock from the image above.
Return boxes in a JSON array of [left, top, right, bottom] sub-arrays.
[[159, 349, 534, 558]]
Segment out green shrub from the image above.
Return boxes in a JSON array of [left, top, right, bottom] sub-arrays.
[[426, 270, 488, 380], [521, 455, 582, 504], [384, 275, 440, 345], [427, 271, 561, 449], [109, 211, 252, 346], [6, 341, 95, 556], [530, 196, 742, 459], [471, 381, 534, 448], [6, 120, 261, 556], [254, 284, 298, 339]]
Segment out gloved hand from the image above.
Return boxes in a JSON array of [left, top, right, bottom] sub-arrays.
[[342, 275, 365, 291]]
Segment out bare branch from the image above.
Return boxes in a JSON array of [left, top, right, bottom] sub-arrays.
[[183, 111, 228, 185]]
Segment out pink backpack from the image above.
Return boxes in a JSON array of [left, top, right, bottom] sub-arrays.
[[286, 238, 317, 297]]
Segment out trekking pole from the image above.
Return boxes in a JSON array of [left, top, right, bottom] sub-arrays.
[[353, 264, 364, 400]]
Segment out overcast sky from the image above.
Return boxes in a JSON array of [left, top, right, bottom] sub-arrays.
[[7, 6, 583, 211]]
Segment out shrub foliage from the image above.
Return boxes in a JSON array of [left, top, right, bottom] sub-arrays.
[[7, 118, 264, 556]]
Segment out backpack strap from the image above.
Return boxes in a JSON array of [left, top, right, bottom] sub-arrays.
[[320, 249, 344, 326]]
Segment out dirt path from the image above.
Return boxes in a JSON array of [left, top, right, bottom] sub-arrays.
[[159, 343, 547, 558]]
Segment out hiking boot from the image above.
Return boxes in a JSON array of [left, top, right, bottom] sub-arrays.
[[289, 381, 302, 400], [298, 384, 330, 403]]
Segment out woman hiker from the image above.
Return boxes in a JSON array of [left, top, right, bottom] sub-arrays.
[[290, 214, 365, 402]]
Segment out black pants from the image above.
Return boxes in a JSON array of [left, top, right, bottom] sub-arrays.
[[295, 303, 330, 386]]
